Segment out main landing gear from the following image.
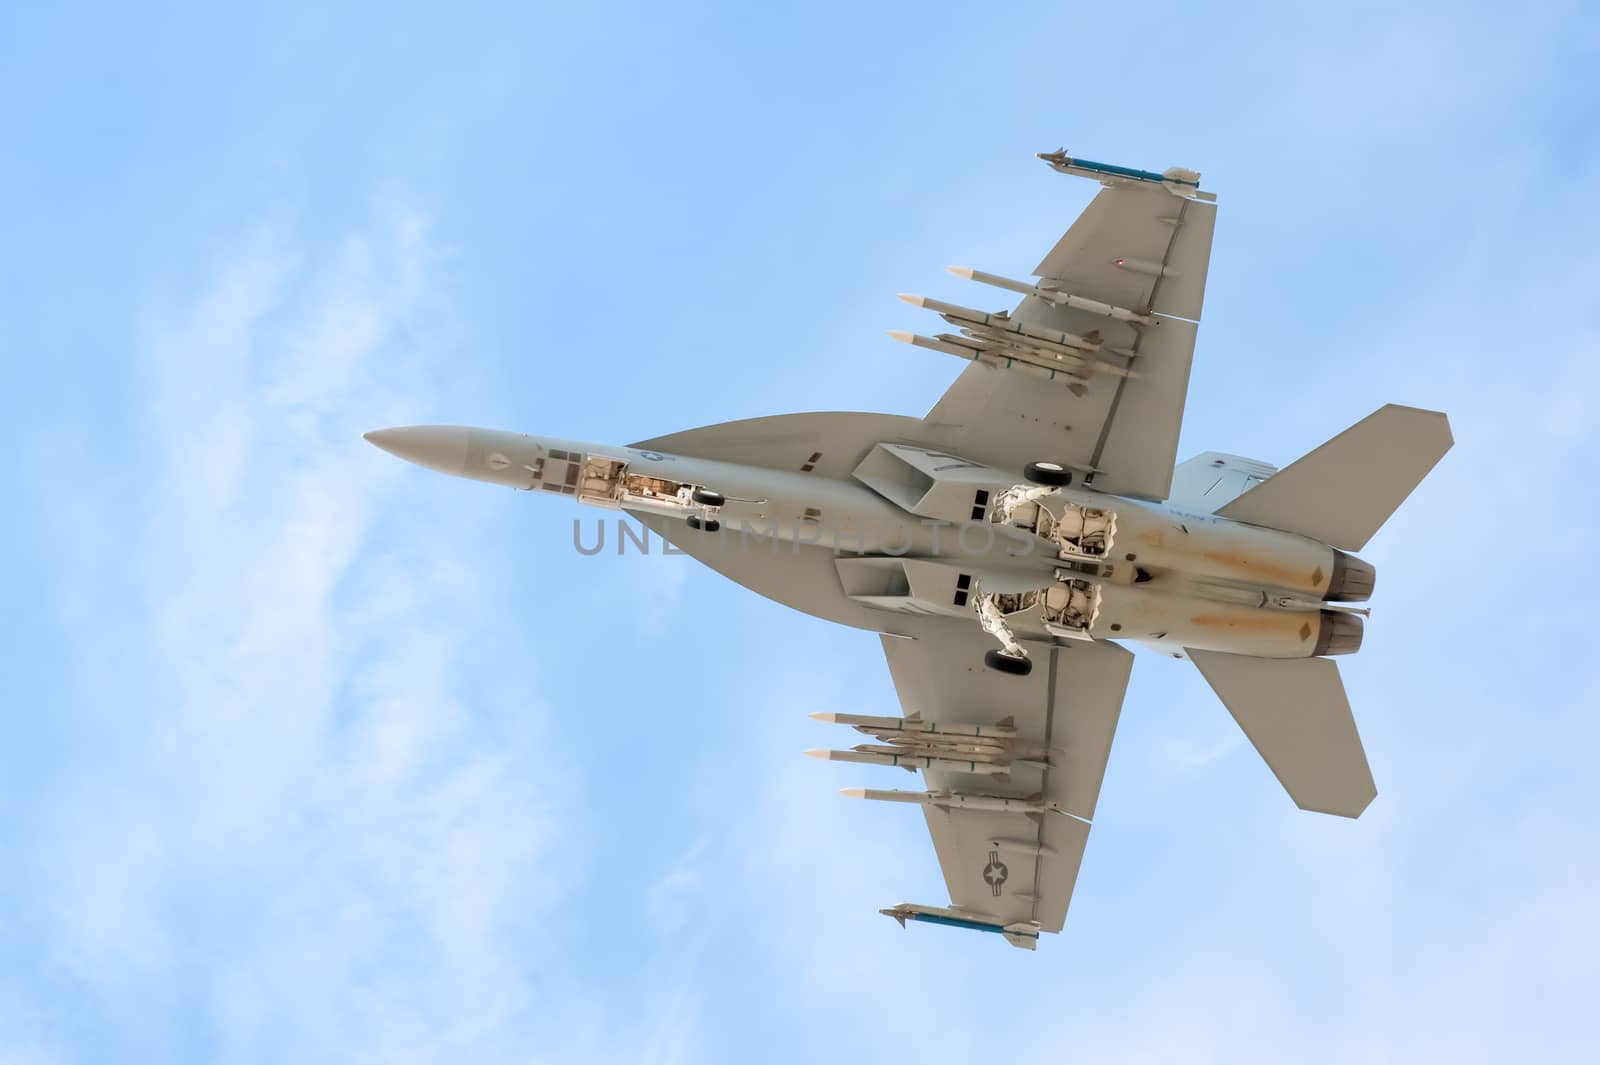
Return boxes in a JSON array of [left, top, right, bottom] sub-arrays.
[[1023, 461, 1073, 488], [983, 648, 1032, 676], [975, 590, 1033, 677], [994, 459, 1116, 562], [992, 459, 1073, 528]]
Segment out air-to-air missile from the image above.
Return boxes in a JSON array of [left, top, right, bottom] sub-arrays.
[[806, 747, 1012, 776], [887, 290, 1143, 397], [808, 710, 1016, 739], [895, 293, 1110, 351], [943, 267, 1157, 327], [838, 788, 1064, 818], [886, 328, 1083, 369], [879, 903, 1042, 951], [885, 330, 1098, 395], [807, 712, 1048, 777]]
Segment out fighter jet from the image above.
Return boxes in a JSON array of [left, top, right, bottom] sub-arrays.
[[366, 150, 1452, 951]]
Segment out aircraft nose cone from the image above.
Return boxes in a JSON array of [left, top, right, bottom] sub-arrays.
[[363, 426, 471, 478]]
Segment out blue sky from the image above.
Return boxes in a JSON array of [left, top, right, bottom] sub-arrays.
[[2, 1, 1597, 1060]]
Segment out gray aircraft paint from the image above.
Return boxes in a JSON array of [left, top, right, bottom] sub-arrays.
[[365, 151, 1452, 949]]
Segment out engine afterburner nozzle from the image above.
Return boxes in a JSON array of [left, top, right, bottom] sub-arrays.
[[1314, 611, 1364, 657], [1326, 550, 1376, 602]]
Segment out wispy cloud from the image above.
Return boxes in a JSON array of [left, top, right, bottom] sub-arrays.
[[6, 1, 1598, 1061], [27, 207, 586, 1061]]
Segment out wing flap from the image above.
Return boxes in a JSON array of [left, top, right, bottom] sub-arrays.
[[1088, 315, 1199, 500]]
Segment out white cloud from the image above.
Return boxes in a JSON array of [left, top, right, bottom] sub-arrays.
[[31, 208, 586, 1061], [10, 5, 1598, 1061]]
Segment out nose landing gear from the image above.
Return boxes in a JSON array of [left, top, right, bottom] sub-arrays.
[[690, 488, 726, 508], [685, 487, 725, 531]]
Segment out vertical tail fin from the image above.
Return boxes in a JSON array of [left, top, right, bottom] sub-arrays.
[[1188, 651, 1375, 818], [1214, 404, 1452, 551], [1166, 452, 1278, 513]]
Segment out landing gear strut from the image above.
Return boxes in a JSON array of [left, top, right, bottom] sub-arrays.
[[687, 486, 725, 531], [975, 591, 1033, 677], [990, 460, 1072, 527]]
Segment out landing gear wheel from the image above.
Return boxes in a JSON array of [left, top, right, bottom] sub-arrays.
[[1023, 461, 1072, 488], [686, 516, 720, 532], [984, 649, 1033, 676], [690, 488, 726, 507]]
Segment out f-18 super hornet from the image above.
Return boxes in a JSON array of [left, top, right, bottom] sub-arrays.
[[366, 150, 1452, 951]]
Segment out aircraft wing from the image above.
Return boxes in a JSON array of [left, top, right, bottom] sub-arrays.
[[922, 154, 1218, 502], [862, 628, 1132, 948]]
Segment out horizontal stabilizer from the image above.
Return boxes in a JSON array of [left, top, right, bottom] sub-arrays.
[[1215, 404, 1452, 551], [1188, 650, 1375, 818]]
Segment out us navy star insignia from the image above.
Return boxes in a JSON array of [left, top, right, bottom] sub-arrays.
[[983, 850, 1009, 896]]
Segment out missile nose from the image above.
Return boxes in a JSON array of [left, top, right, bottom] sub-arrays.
[[363, 425, 471, 478]]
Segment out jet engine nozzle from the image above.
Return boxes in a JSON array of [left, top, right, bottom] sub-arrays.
[[1326, 550, 1376, 602], [1314, 611, 1364, 657]]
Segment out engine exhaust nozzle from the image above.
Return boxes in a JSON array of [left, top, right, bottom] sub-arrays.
[[1314, 610, 1364, 657], [1326, 549, 1376, 602]]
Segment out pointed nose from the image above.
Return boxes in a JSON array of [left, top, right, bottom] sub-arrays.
[[363, 426, 471, 478]]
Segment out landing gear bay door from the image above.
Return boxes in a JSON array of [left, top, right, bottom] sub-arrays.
[[874, 627, 1132, 939], [920, 154, 1217, 502]]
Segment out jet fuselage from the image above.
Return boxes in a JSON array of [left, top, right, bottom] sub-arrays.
[[366, 424, 1371, 666]]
